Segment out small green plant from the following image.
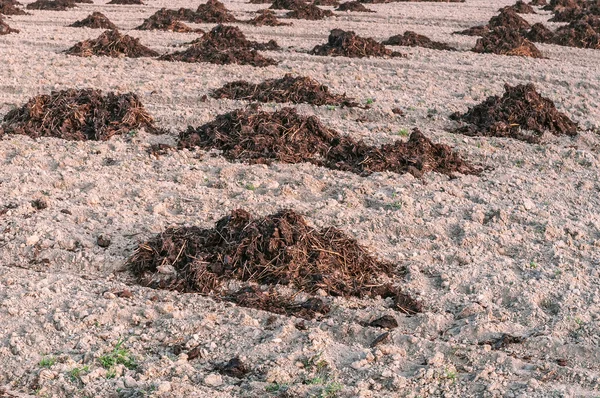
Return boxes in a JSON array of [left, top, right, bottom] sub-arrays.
[[265, 383, 287, 393], [445, 368, 457, 381], [127, 130, 138, 138], [106, 368, 117, 379], [307, 376, 325, 385], [317, 382, 343, 398], [98, 339, 137, 371], [39, 356, 56, 368], [365, 98, 375, 105], [68, 366, 89, 382], [529, 261, 538, 269], [396, 128, 409, 137], [245, 183, 256, 191], [326, 105, 336, 111]]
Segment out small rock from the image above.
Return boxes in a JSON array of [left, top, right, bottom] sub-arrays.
[[97, 235, 111, 248], [157, 381, 171, 393], [204, 373, 223, 387], [523, 198, 535, 211]]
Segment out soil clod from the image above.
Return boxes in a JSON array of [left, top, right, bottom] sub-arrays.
[[2, 88, 156, 141], [370, 332, 390, 348], [473, 27, 543, 58], [247, 9, 291, 26], [479, 334, 525, 350], [136, 8, 203, 32], [310, 29, 404, 58], [368, 315, 398, 329], [178, 107, 477, 177], [393, 291, 423, 314], [216, 357, 249, 378], [65, 29, 159, 58], [450, 83, 578, 143], [211, 73, 359, 107], [31, 199, 48, 211], [69, 12, 117, 29], [383, 31, 456, 50], [159, 24, 278, 67]]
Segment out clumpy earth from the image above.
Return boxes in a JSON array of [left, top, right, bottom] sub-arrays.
[[1, 0, 600, 397]]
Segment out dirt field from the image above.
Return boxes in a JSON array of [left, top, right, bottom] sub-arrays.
[[1, 0, 600, 397]]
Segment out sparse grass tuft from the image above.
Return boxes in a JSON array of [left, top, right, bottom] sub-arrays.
[[39, 356, 56, 368], [98, 339, 137, 371]]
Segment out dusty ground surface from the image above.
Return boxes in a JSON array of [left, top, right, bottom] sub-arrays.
[[1, 0, 600, 397]]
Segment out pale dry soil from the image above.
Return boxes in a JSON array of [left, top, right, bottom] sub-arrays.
[[0, 0, 599, 397]]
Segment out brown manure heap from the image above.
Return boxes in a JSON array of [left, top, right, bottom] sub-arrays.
[[383, 31, 456, 50], [503, 1, 536, 13], [310, 29, 404, 58], [128, 208, 402, 309], [0, 17, 18, 34], [1, 88, 155, 141], [525, 22, 555, 42], [195, 0, 238, 22], [550, 2, 600, 22], [314, 0, 340, 5], [552, 15, 600, 48], [450, 83, 578, 143], [286, 3, 333, 19], [0, 0, 28, 15], [456, 8, 531, 36], [26, 0, 75, 10], [270, 0, 306, 9], [473, 27, 543, 58], [336, 1, 374, 12], [136, 8, 203, 32], [178, 107, 477, 177], [529, 0, 547, 5], [212, 74, 359, 107], [69, 12, 117, 29], [158, 7, 200, 23], [65, 29, 159, 58], [159, 25, 278, 67], [108, 0, 143, 4], [247, 9, 291, 26]]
